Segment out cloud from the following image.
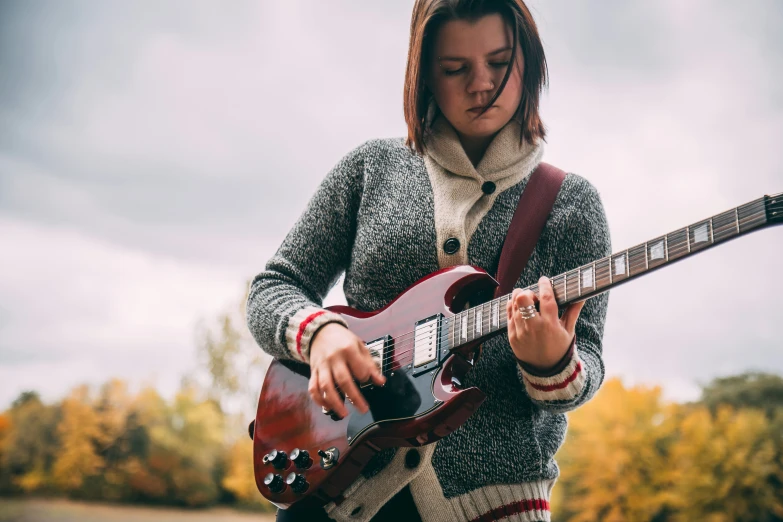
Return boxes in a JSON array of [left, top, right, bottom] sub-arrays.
[[0, 0, 781, 407]]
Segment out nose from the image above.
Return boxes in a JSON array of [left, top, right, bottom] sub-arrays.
[[466, 65, 495, 94]]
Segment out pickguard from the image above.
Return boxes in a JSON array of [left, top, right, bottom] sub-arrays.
[[346, 368, 441, 443]]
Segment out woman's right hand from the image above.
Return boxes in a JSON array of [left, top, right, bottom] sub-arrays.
[[308, 323, 386, 418]]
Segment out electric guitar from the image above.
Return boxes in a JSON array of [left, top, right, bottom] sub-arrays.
[[251, 192, 782, 509]]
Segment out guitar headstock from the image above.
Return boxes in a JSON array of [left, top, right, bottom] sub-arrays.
[[766, 192, 783, 225]]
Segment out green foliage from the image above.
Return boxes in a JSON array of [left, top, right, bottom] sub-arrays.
[[699, 372, 783, 417]]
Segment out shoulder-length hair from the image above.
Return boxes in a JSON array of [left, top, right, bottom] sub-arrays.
[[403, 0, 548, 155]]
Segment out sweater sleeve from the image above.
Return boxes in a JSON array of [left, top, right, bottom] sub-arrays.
[[517, 176, 612, 413], [245, 142, 369, 363]]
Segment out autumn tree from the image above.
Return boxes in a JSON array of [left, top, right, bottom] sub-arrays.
[[554, 378, 679, 521], [1, 391, 60, 494]]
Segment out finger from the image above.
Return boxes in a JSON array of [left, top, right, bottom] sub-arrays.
[[561, 300, 586, 335], [349, 348, 385, 387], [514, 289, 537, 308], [309, 368, 326, 409], [538, 276, 558, 320], [333, 361, 368, 415], [506, 293, 518, 342], [366, 351, 387, 387], [319, 367, 346, 418]]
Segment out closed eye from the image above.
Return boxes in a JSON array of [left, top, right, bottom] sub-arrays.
[[443, 62, 510, 76]]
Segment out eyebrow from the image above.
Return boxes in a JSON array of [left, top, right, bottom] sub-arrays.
[[437, 46, 512, 62]]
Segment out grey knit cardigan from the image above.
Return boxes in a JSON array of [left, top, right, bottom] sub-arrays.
[[246, 131, 611, 522]]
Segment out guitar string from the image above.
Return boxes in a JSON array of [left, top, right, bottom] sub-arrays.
[[369, 209, 771, 373], [367, 209, 769, 372]]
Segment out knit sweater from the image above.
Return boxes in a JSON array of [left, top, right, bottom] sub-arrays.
[[246, 116, 611, 522]]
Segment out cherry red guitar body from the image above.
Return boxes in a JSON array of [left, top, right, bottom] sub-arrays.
[[252, 265, 499, 509]]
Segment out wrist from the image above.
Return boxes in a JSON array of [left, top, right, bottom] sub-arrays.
[[517, 336, 576, 377]]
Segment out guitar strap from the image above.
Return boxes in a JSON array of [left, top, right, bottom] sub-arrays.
[[494, 162, 567, 298]]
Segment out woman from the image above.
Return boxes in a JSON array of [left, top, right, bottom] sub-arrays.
[[247, 1, 611, 521]]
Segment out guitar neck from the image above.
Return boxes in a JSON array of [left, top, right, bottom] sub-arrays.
[[446, 192, 782, 349]]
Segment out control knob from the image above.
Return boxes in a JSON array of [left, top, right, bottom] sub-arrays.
[[285, 472, 309, 494], [290, 448, 312, 469], [264, 449, 289, 470], [263, 473, 285, 494]]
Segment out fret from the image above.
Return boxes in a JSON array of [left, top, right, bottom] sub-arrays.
[[735, 207, 740, 234], [611, 251, 628, 282], [580, 262, 595, 292], [566, 269, 580, 297], [664, 235, 668, 262], [644, 242, 649, 270], [689, 220, 711, 252], [738, 199, 767, 232], [712, 210, 738, 243], [451, 314, 459, 347], [552, 275, 565, 303], [709, 217, 714, 243], [595, 257, 611, 291], [491, 299, 499, 330], [686, 225, 691, 253], [667, 228, 689, 261], [475, 307, 482, 337], [460, 312, 468, 343], [628, 245, 647, 276], [647, 236, 666, 269], [563, 272, 568, 301]]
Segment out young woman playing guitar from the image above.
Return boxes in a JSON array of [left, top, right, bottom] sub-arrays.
[[247, 1, 611, 520]]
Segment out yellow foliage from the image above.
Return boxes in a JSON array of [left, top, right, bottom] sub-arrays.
[[51, 385, 105, 491], [222, 438, 272, 510], [667, 405, 783, 521], [555, 378, 678, 521]]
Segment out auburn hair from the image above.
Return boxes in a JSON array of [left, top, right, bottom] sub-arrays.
[[403, 0, 548, 155]]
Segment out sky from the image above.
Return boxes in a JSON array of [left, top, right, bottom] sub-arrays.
[[1, 0, 782, 411]]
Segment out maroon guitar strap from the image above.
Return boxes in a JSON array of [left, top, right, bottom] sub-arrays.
[[494, 162, 567, 298]]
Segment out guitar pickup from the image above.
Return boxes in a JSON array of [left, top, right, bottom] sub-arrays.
[[361, 335, 393, 387]]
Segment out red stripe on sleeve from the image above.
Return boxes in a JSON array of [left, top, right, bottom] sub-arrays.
[[525, 362, 582, 392], [295, 311, 326, 358]]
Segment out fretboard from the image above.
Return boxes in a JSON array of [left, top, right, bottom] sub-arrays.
[[443, 192, 781, 351]]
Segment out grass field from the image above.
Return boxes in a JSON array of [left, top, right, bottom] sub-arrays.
[[0, 498, 276, 522]]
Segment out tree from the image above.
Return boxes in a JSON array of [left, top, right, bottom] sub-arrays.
[[1, 391, 60, 494], [554, 378, 679, 521], [668, 405, 783, 521], [51, 385, 104, 492], [699, 372, 783, 417]]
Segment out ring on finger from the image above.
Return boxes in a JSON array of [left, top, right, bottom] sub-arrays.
[[519, 305, 537, 320]]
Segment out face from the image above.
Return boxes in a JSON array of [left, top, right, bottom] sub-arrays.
[[426, 13, 524, 140]]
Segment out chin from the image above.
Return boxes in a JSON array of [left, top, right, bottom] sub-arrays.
[[457, 119, 505, 138]]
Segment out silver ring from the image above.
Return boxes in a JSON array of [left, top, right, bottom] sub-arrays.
[[519, 305, 537, 320]]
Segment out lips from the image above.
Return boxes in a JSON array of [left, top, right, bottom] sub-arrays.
[[468, 105, 496, 113]]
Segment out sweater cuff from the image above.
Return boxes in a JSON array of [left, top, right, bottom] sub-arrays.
[[517, 336, 575, 377], [284, 306, 348, 363], [519, 339, 585, 402]]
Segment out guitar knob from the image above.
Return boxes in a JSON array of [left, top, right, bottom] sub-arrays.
[[285, 472, 309, 494], [264, 449, 289, 470], [263, 473, 285, 494], [290, 448, 312, 469]]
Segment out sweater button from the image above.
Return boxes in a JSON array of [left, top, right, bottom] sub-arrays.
[[443, 238, 460, 255], [481, 181, 496, 194], [405, 449, 420, 469]]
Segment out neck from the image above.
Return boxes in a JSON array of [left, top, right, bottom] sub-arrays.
[[440, 193, 780, 355], [457, 131, 497, 167]]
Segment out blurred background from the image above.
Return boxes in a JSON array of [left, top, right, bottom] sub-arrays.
[[1, 0, 782, 520]]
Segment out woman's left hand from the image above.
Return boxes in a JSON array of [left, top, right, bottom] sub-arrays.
[[506, 276, 585, 371]]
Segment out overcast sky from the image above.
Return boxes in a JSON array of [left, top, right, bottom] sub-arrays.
[[1, 0, 781, 410]]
